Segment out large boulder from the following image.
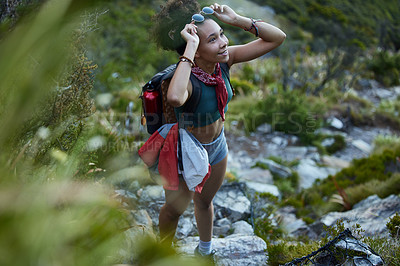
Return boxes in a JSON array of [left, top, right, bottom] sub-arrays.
[[213, 184, 251, 222], [321, 194, 400, 237], [285, 229, 384, 266], [177, 235, 268, 266]]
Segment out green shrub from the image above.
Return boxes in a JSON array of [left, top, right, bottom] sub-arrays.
[[367, 50, 400, 87], [344, 174, 400, 207], [387, 212, 400, 239], [365, 236, 400, 266], [267, 239, 321, 266], [230, 78, 258, 95], [243, 90, 324, 144], [254, 216, 285, 242], [0, 2, 142, 265], [373, 134, 400, 155], [313, 134, 346, 155], [374, 110, 400, 131]]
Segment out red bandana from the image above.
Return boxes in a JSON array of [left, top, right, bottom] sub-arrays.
[[191, 63, 228, 121]]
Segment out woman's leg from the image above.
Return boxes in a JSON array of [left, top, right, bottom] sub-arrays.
[[159, 181, 194, 244], [193, 155, 228, 242]]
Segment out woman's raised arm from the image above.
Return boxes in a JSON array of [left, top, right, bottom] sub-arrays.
[[211, 3, 286, 66]]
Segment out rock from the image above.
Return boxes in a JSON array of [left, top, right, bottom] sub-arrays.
[[321, 155, 351, 169], [312, 231, 384, 265], [352, 194, 381, 209], [291, 225, 318, 240], [282, 146, 308, 161], [245, 181, 280, 198], [256, 123, 272, 134], [358, 79, 382, 90], [137, 185, 164, 204], [258, 158, 292, 178], [275, 206, 306, 235], [295, 158, 338, 189], [228, 150, 254, 170], [115, 189, 136, 199], [271, 136, 288, 147], [176, 235, 268, 266], [352, 139, 372, 154], [321, 137, 335, 147], [374, 87, 394, 100], [214, 218, 232, 237], [334, 236, 384, 265], [232, 221, 254, 235], [287, 229, 384, 265], [132, 209, 153, 229], [327, 116, 344, 130], [321, 194, 400, 237], [176, 216, 195, 238], [214, 185, 251, 222], [237, 167, 274, 184]]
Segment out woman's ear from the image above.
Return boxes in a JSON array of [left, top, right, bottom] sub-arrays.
[[194, 50, 200, 59]]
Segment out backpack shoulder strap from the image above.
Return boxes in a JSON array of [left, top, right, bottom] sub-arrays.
[[220, 63, 230, 79], [143, 64, 177, 91], [183, 74, 202, 113], [220, 63, 235, 96]]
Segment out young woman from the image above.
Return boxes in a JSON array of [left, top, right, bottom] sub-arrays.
[[151, 0, 285, 257]]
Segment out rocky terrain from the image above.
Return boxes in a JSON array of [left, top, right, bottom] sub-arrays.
[[119, 81, 400, 265]]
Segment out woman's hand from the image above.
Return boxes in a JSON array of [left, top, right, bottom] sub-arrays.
[[210, 3, 238, 25], [180, 22, 199, 48]]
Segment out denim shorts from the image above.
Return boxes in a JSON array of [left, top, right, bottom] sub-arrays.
[[201, 127, 228, 166], [158, 124, 228, 166]]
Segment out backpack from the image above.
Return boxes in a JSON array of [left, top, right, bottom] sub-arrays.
[[140, 62, 231, 134]]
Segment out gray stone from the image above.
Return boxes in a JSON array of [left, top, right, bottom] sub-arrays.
[[258, 158, 292, 178], [214, 218, 232, 236], [245, 181, 280, 198], [352, 139, 372, 154], [256, 123, 272, 134], [321, 155, 350, 169], [115, 189, 137, 201], [321, 194, 400, 237], [137, 185, 164, 204], [327, 117, 344, 130], [132, 209, 153, 229], [276, 206, 306, 235], [334, 237, 384, 265], [237, 167, 274, 184], [374, 88, 393, 99], [296, 158, 338, 189], [176, 235, 268, 266], [214, 186, 251, 222], [321, 137, 335, 147], [176, 217, 195, 238], [232, 221, 254, 235], [271, 136, 288, 147], [353, 194, 381, 209], [283, 146, 308, 161]]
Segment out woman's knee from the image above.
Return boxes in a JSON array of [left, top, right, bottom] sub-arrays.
[[161, 203, 185, 220], [193, 196, 213, 211]]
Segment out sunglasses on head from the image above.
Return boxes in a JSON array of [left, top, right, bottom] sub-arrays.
[[191, 7, 214, 22]]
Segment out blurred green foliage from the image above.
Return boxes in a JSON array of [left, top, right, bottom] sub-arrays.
[[387, 212, 400, 239], [242, 89, 324, 144], [86, 0, 177, 92], [367, 50, 400, 86], [0, 1, 166, 265], [250, 0, 400, 51]]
